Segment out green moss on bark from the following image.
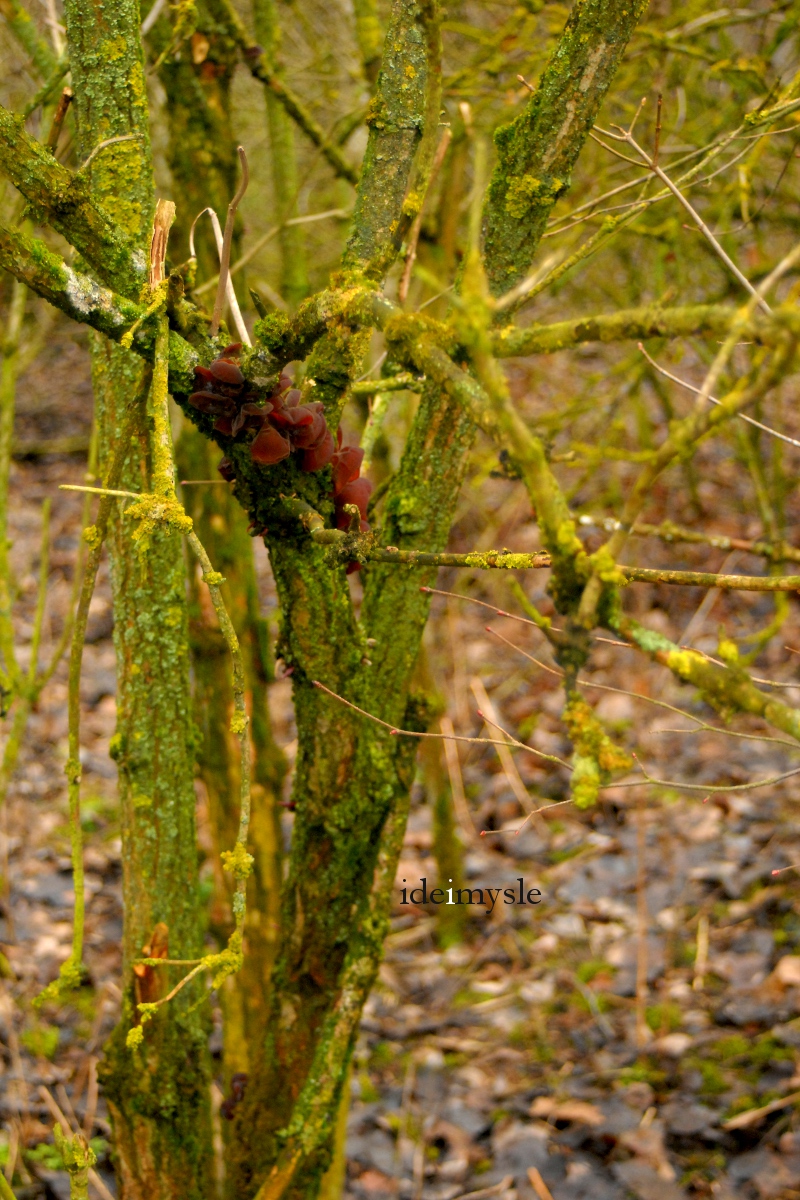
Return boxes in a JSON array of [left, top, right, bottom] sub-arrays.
[[482, 0, 650, 295], [63, 0, 213, 1194]]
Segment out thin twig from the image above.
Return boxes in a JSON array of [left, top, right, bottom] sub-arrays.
[[38, 1087, 114, 1200], [79, 134, 139, 172], [45, 87, 73, 153], [311, 680, 570, 767], [632, 760, 800, 793], [638, 341, 800, 451], [596, 118, 771, 313], [693, 913, 708, 992], [652, 93, 662, 169], [187, 529, 252, 924], [488, 625, 799, 752], [635, 793, 649, 1047], [193, 207, 351, 296], [140, 0, 167, 35], [399, 129, 452, 304], [722, 1090, 800, 1131], [440, 715, 479, 847], [470, 675, 535, 815], [527, 1167, 555, 1200]]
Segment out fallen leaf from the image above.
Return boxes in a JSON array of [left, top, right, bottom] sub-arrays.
[[529, 1097, 603, 1125]]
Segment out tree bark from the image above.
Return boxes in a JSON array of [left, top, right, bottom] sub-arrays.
[[61, 2, 213, 1195]]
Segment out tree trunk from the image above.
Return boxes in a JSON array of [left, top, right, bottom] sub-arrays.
[[62, 2, 213, 1195], [153, 0, 287, 1077]]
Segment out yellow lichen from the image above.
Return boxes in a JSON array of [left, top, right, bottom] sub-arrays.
[[230, 710, 249, 736], [126, 1025, 145, 1050], [82, 524, 101, 549], [221, 842, 254, 881], [666, 647, 706, 680], [589, 544, 626, 586], [102, 35, 127, 60], [563, 696, 632, 808]]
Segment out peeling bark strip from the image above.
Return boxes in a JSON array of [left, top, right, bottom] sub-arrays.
[[482, 0, 650, 295]]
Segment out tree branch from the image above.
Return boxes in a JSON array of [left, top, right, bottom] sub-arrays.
[[0, 220, 140, 337], [344, 0, 441, 278], [617, 614, 800, 743], [482, 0, 650, 295], [311, 530, 800, 590], [491, 302, 799, 359], [0, 103, 146, 298]]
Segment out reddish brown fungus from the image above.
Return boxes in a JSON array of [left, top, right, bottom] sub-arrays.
[[299, 428, 335, 472], [251, 425, 292, 465]]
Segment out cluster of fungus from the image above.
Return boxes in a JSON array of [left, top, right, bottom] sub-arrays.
[[188, 344, 373, 568]]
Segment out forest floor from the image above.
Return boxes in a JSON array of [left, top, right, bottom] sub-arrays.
[[4, 321, 800, 1200]]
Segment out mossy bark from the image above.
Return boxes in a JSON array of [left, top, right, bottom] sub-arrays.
[[482, 0, 650, 296], [344, 0, 439, 279], [62, 2, 213, 1195], [156, 0, 287, 1077], [225, 367, 475, 1197], [178, 427, 285, 1065]]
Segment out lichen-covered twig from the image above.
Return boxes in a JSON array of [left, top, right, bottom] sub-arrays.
[[0, 220, 143, 342], [491, 302, 798, 359], [186, 530, 252, 927], [307, 522, 800, 589], [53, 1126, 95, 1200], [617, 614, 800, 743], [113, 208, 255, 1043], [575, 244, 800, 629], [575, 336, 795, 628], [489, 625, 800, 753], [36, 391, 147, 1008], [577, 513, 800, 567]]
